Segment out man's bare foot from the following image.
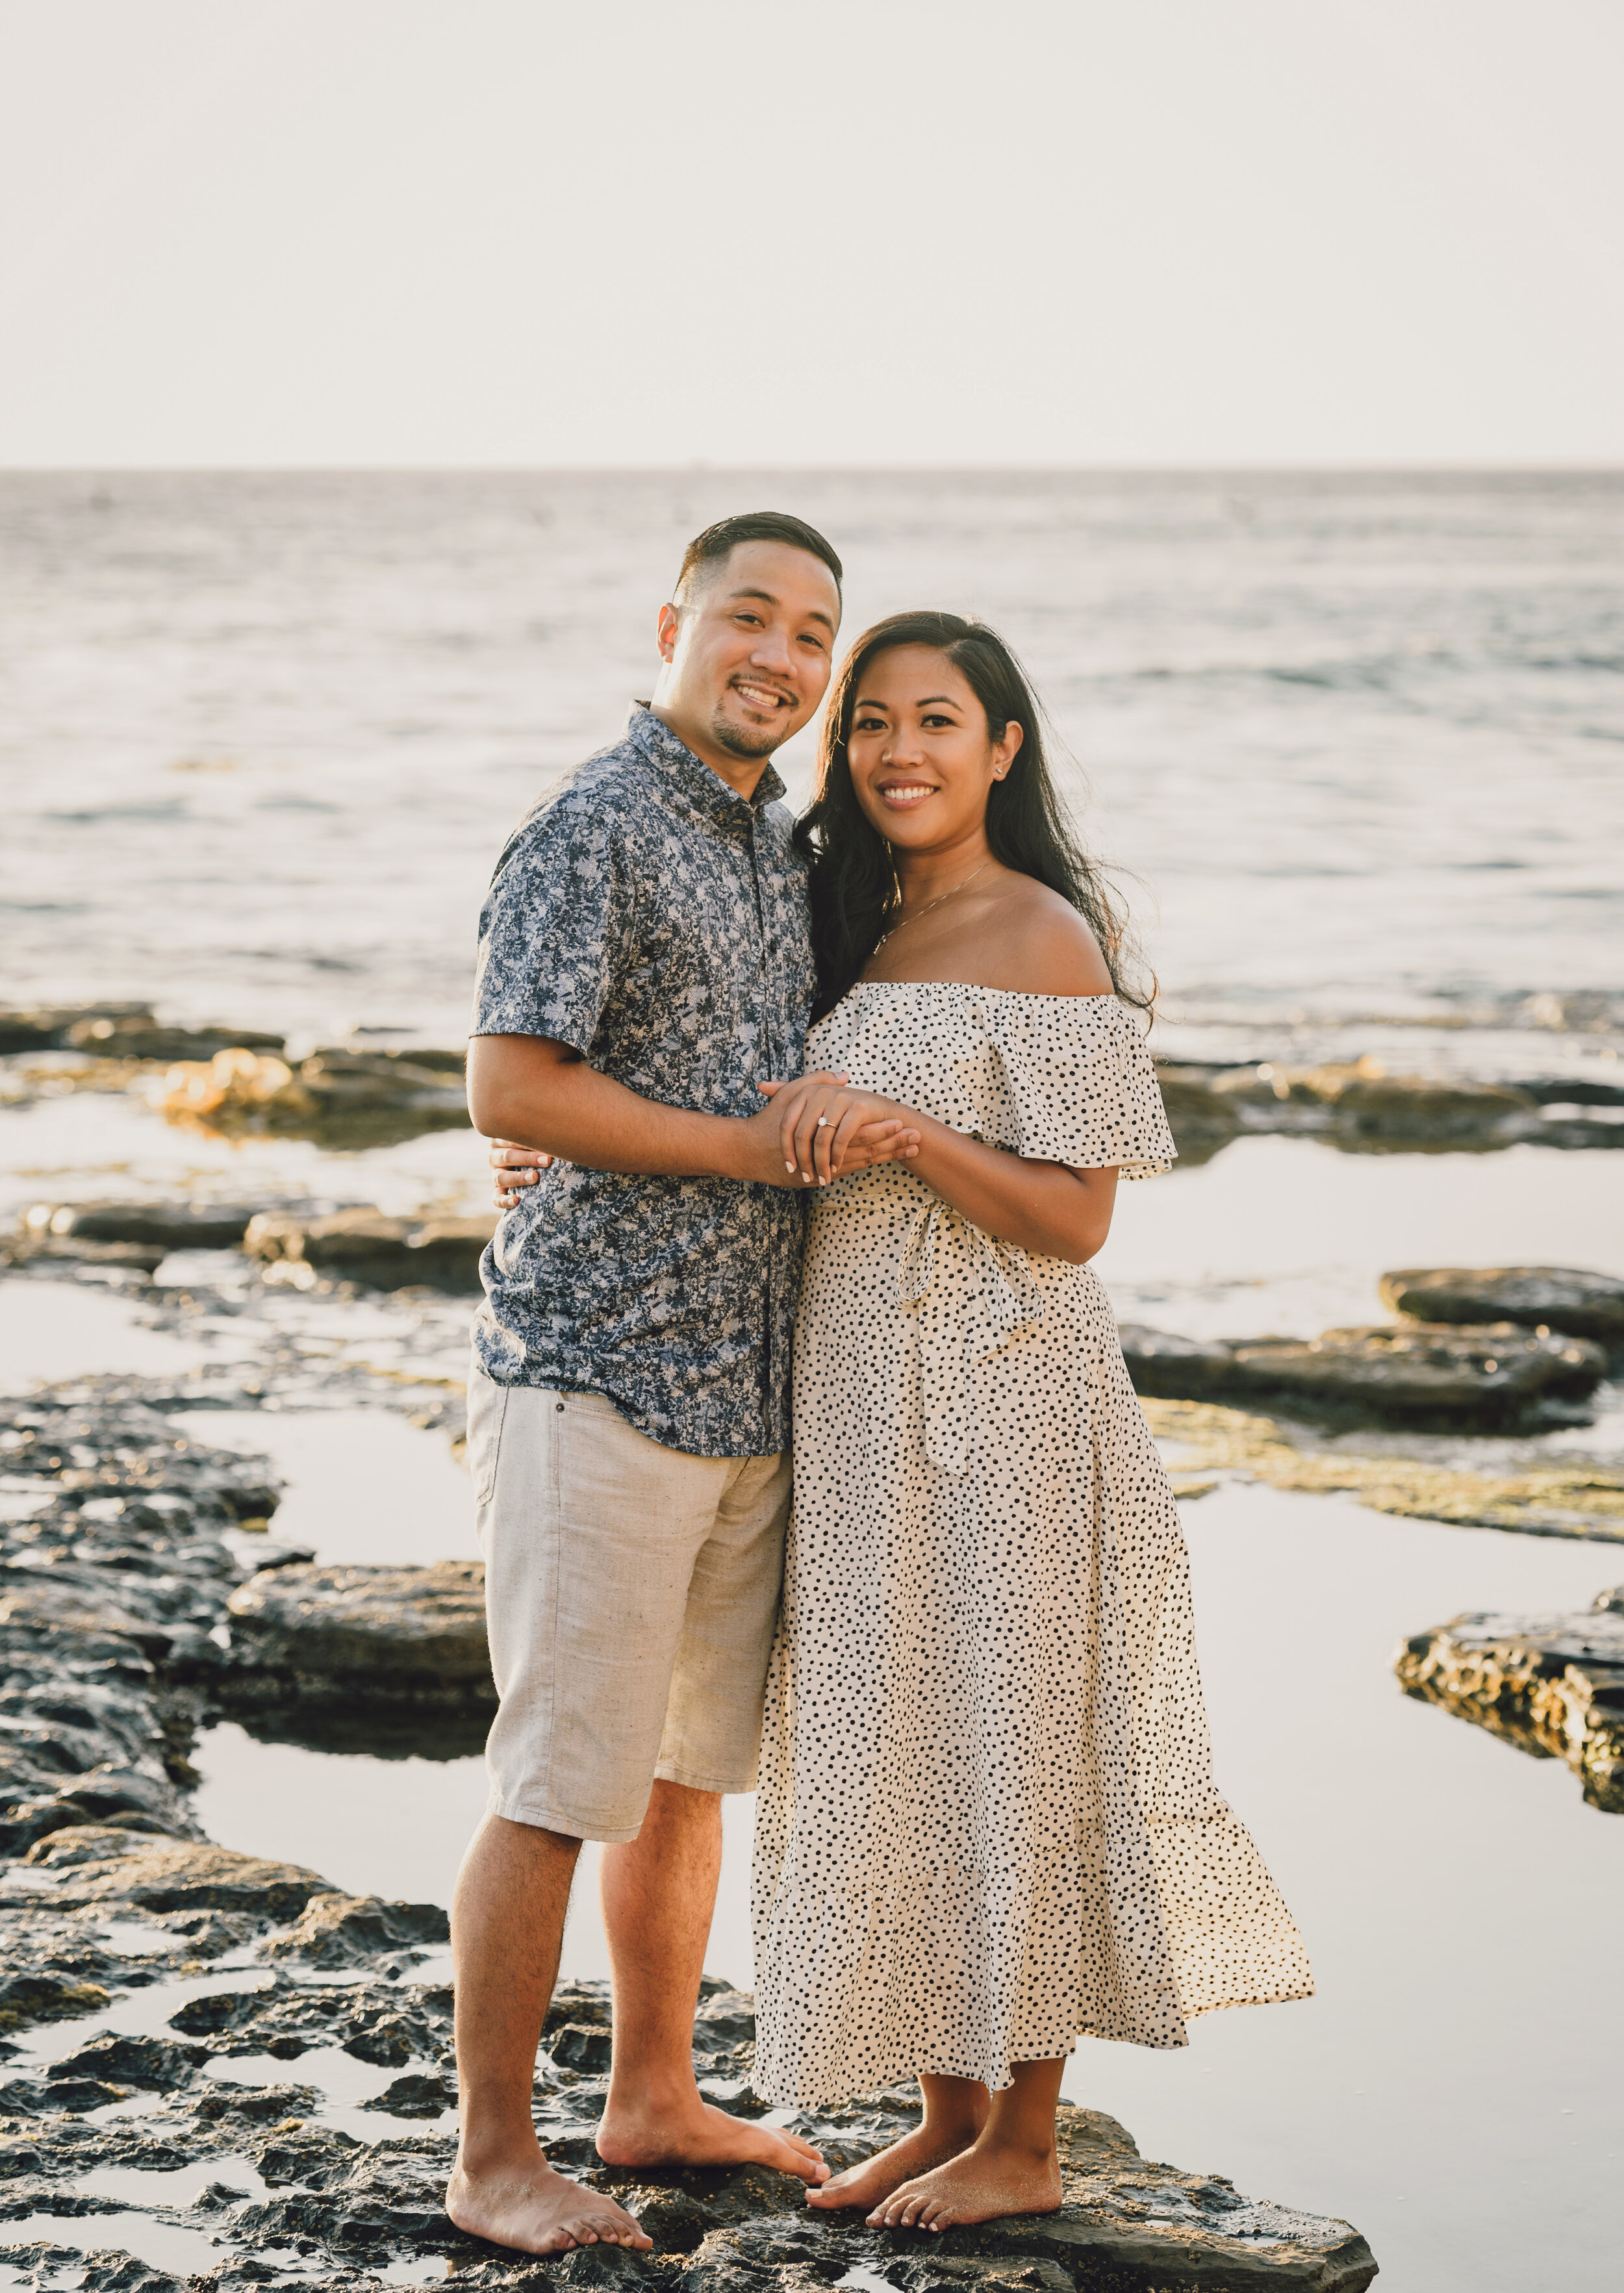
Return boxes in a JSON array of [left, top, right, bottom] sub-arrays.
[[807, 2120, 982, 2211], [597, 2095, 830, 2185], [866, 2136, 1063, 2231], [446, 2151, 653, 2254]]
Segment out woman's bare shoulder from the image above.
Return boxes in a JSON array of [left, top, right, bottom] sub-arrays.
[[989, 879, 1114, 996]]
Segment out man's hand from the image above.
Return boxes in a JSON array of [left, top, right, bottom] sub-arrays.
[[758, 1078, 922, 1187]]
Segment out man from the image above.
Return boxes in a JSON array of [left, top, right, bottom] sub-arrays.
[[449, 513, 898, 2257]]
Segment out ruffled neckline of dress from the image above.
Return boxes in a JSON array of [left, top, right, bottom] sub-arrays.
[[839, 981, 1132, 1009]]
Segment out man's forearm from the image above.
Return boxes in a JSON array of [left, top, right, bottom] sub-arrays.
[[468, 1036, 753, 1182]]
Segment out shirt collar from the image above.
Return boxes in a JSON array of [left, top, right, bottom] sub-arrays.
[[627, 703, 787, 819]]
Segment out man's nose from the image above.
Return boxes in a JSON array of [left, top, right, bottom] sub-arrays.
[[750, 623, 794, 675]]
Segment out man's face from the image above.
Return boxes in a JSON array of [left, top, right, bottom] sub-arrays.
[[657, 541, 841, 761]]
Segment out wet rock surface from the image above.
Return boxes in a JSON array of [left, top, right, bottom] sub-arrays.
[[1396, 1586, 1624, 1812], [1151, 1053, 1624, 1161], [0, 1367, 1378, 2291], [1377, 1265, 1624, 1350], [1121, 1319, 1605, 1429], [19, 1204, 263, 1252], [0, 1867, 1377, 2293], [1140, 1395, 1624, 1540], [157, 1049, 470, 1152], [243, 1210, 494, 1293], [224, 1563, 494, 1714]]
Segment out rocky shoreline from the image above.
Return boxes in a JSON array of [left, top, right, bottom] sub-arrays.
[[0, 1384, 1380, 2292], [5, 1004, 1623, 1161]]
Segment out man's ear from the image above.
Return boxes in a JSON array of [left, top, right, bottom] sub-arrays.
[[656, 602, 681, 663]]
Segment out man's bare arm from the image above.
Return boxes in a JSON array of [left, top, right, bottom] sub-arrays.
[[467, 1035, 912, 1191]]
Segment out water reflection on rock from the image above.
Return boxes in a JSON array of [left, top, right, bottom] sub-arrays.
[[1396, 1586, 1624, 1813]]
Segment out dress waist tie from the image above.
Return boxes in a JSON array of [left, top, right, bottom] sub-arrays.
[[896, 1197, 1050, 1473]]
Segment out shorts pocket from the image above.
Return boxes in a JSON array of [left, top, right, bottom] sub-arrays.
[[466, 1375, 511, 1507]]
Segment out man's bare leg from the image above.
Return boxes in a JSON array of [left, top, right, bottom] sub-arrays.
[[807, 2072, 988, 2209], [867, 2057, 1067, 2230], [594, 1780, 828, 2183], [446, 1812, 652, 2253]]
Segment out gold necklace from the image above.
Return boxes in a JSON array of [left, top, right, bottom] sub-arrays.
[[875, 859, 991, 948]]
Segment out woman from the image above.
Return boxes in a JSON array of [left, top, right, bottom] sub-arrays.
[[494, 612, 1312, 2233]]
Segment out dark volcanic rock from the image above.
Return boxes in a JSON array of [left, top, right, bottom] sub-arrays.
[[19, 1203, 261, 1252], [672, 2105, 1376, 2292], [1378, 1263, 1624, 1349], [261, 1891, 449, 1968], [358, 2071, 451, 2118], [242, 1208, 493, 1291], [47, 2033, 202, 2090], [225, 1561, 492, 1706], [1121, 1318, 1605, 1428], [1396, 1586, 1624, 1812], [0, 1004, 153, 1054], [1148, 1054, 1624, 1160], [65, 1018, 286, 1063], [16, 1827, 335, 1925]]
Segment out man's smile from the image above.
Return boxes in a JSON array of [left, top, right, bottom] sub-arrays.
[[731, 677, 797, 714]]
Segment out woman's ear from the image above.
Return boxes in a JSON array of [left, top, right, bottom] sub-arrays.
[[992, 720, 1024, 780]]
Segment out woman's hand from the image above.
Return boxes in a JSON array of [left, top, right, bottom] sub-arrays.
[[490, 1137, 548, 1209], [759, 1078, 922, 1187]]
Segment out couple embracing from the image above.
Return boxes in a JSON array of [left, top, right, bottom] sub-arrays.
[[446, 513, 1312, 2257]]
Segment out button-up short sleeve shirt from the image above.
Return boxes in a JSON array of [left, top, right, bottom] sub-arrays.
[[471, 705, 812, 1457]]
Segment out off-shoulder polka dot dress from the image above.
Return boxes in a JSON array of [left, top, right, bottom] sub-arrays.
[[751, 985, 1313, 2107]]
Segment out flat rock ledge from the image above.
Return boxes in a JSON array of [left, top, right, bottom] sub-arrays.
[[1121, 1319, 1605, 1430], [1377, 1265, 1624, 1350], [244, 1208, 495, 1291], [1154, 1058, 1624, 1160], [0, 1831, 1377, 2293], [223, 1562, 494, 1710], [1395, 1587, 1624, 1812]]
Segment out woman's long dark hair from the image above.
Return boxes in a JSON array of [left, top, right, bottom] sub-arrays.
[[793, 610, 1152, 1024]]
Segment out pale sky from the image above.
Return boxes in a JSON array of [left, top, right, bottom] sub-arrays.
[[1, 0, 1620, 466]]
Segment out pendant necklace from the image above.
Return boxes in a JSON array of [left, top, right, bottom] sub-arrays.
[[875, 859, 991, 950]]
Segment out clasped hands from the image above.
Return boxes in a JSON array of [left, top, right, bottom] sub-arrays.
[[757, 1072, 922, 1188], [487, 1071, 922, 1207]]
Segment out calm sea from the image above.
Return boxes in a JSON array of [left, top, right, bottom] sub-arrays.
[[2, 468, 1620, 1049]]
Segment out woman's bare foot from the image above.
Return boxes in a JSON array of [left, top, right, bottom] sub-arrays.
[[597, 2094, 830, 2184], [807, 2120, 980, 2211], [866, 2135, 1063, 2231], [446, 2149, 652, 2254]]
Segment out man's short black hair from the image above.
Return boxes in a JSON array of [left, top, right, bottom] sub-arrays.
[[674, 512, 843, 605]]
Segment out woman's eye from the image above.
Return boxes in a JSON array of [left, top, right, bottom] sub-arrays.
[[853, 715, 885, 732], [920, 714, 954, 729]]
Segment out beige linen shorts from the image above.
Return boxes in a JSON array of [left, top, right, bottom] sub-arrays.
[[466, 1358, 791, 1843]]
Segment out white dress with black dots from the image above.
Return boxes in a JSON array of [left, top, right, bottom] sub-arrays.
[[750, 983, 1313, 2107]]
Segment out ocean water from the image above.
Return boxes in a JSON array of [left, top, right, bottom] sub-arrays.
[[2, 468, 1621, 1048]]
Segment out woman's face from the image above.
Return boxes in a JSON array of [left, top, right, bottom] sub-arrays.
[[844, 644, 1022, 855]]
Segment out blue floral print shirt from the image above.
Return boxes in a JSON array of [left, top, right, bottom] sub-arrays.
[[471, 704, 813, 1456]]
